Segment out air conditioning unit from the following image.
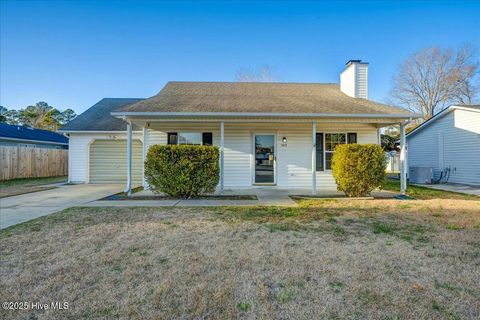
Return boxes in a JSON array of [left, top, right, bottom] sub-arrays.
[[409, 167, 433, 184]]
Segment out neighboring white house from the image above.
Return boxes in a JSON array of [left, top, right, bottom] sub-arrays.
[[60, 60, 420, 194], [406, 105, 480, 186]]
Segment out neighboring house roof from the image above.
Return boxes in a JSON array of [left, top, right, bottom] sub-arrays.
[[0, 122, 69, 145], [60, 98, 144, 132], [117, 82, 414, 116], [406, 105, 480, 139]]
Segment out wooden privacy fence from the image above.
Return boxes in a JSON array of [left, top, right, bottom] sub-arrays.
[[0, 146, 68, 180]]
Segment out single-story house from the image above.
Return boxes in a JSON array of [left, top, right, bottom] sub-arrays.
[[0, 122, 68, 149], [60, 60, 420, 194], [406, 105, 480, 186]]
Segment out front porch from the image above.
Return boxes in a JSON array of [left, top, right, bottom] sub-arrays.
[[85, 186, 399, 208], [120, 117, 411, 197]]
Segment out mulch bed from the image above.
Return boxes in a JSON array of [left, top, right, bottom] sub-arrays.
[[100, 194, 258, 201]]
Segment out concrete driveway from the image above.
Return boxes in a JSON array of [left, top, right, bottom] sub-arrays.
[[0, 184, 123, 229]]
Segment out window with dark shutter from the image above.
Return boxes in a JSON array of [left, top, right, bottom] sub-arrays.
[[202, 132, 213, 146], [167, 132, 178, 145], [316, 133, 324, 171], [347, 132, 357, 144]]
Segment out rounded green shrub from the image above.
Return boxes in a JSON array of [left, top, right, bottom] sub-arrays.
[[144, 145, 219, 198], [331, 144, 386, 197]]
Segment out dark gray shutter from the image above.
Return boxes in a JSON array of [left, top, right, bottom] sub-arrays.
[[167, 132, 178, 145], [347, 132, 357, 144], [316, 133, 324, 171], [202, 132, 213, 146]]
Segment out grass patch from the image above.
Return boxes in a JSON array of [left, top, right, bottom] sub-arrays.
[[332, 226, 346, 236], [329, 281, 345, 293], [447, 224, 465, 230], [358, 289, 382, 305], [1, 201, 478, 319], [371, 220, 435, 244], [372, 221, 395, 234], [0, 175, 67, 198], [382, 178, 478, 200], [237, 302, 251, 312], [0, 175, 67, 188], [266, 223, 301, 232], [276, 287, 294, 303]]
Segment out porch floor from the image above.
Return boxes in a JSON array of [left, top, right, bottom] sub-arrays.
[[82, 187, 398, 207]]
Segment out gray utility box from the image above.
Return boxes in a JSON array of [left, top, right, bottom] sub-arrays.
[[409, 167, 433, 184]]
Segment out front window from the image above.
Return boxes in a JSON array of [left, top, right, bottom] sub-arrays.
[[316, 132, 357, 171], [325, 133, 346, 170], [167, 132, 212, 145], [178, 132, 203, 145]]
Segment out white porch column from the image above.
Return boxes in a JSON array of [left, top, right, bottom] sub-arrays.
[[142, 125, 147, 188], [125, 121, 132, 195], [399, 122, 407, 195], [311, 122, 317, 195], [220, 121, 224, 194]]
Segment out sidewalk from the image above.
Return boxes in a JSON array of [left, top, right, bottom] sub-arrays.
[[81, 187, 398, 208]]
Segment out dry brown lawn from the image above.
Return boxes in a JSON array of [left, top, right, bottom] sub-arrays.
[[0, 176, 67, 198], [1, 198, 479, 319]]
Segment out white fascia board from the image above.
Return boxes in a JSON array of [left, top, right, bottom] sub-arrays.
[[451, 106, 480, 113], [406, 105, 480, 139], [406, 106, 455, 139], [111, 111, 421, 119]]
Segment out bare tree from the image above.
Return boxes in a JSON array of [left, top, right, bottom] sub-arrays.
[[390, 45, 479, 120], [235, 65, 279, 82]]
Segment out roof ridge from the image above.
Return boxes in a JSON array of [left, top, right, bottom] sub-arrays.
[[100, 97, 145, 100], [167, 81, 339, 85]]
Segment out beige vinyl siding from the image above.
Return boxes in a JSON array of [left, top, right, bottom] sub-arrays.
[[146, 122, 379, 189], [407, 109, 480, 185], [89, 139, 143, 184]]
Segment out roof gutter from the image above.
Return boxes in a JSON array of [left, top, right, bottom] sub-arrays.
[[111, 111, 421, 119], [57, 130, 143, 134]]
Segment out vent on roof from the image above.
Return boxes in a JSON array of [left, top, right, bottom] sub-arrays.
[[340, 60, 369, 99]]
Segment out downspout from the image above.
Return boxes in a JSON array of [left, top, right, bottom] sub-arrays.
[[63, 132, 71, 183]]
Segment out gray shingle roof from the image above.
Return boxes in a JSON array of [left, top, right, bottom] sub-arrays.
[[60, 98, 144, 131], [120, 82, 412, 115]]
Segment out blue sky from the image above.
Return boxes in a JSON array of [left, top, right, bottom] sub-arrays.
[[1, 0, 479, 113]]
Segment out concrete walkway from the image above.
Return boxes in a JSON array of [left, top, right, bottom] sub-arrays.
[[0, 184, 123, 229], [83, 187, 398, 208], [415, 183, 480, 196]]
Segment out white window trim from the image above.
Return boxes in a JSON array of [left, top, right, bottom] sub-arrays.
[[317, 132, 357, 172], [325, 132, 347, 171]]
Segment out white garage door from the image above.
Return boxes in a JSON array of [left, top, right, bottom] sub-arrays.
[[89, 139, 143, 184]]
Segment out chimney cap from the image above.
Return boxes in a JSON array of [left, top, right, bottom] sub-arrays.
[[346, 59, 369, 66]]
